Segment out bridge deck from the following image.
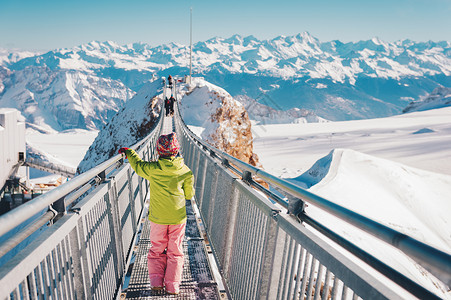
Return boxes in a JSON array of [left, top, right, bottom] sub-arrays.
[[124, 201, 219, 299], [123, 115, 220, 299]]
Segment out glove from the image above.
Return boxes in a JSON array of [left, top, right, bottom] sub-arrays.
[[118, 147, 130, 158]]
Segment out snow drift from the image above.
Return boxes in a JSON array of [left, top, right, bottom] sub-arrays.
[[293, 148, 451, 298], [26, 142, 74, 171]]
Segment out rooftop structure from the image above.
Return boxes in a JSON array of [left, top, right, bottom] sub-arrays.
[[0, 109, 26, 193]]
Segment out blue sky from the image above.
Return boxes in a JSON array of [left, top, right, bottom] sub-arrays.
[[0, 0, 450, 51]]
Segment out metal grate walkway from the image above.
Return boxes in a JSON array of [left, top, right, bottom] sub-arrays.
[[124, 201, 219, 299], [124, 115, 220, 299]]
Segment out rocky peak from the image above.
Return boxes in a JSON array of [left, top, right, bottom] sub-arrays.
[[207, 90, 261, 167], [179, 78, 262, 167], [403, 85, 451, 113]]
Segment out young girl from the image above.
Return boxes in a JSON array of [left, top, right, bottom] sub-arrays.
[[119, 132, 194, 295]]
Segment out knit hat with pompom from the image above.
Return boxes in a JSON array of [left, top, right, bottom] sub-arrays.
[[157, 133, 180, 157]]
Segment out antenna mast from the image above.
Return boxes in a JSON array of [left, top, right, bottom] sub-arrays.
[[189, 7, 193, 83]]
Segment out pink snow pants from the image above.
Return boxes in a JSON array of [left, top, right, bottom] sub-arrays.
[[148, 221, 186, 294]]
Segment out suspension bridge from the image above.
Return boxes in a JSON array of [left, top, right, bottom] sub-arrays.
[[0, 81, 450, 300]]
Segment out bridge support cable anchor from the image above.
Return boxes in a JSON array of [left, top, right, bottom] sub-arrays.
[[241, 171, 253, 185], [116, 158, 124, 169], [98, 169, 107, 183], [209, 149, 217, 158], [50, 169, 110, 224], [47, 200, 64, 225], [220, 158, 241, 176], [287, 195, 306, 223], [221, 158, 229, 167], [240, 171, 288, 211]]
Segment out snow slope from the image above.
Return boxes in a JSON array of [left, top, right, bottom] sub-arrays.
[[77, 79, 162, 173], [253, 106, 451, 177], [0, 48, 39, 66], [251, 107, 451, 298], [26, 129, 98, 169], [300, 149, 450, 298], [0, 67, 135, 132], [302, 149, 451, 251], [235, 95, 328, 124], [178, 78, 224, 129]]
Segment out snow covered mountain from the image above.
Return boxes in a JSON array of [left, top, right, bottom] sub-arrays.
[[251, 106, 451, 298], [4, 34, 449, 83], [403, 85, 451, 113], [0, 48, 39, 66], [78, 77, 263, 173], [179, 78, 261, 167], [235, 95, 328, 124], [77, 79, 162, 173], [0, 66, 135, 132], [1, 33, 450, 124], [0, 67, 10, 95]]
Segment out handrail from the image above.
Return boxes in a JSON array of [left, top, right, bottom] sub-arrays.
[[0, 211, 55, 258], [218, 147, 451, 284], [175, 102, 451, 288], [24, 157, 76, 178], [0, 100, 164, 299], [0, 110, 164, 238]]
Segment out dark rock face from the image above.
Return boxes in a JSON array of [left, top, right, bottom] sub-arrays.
[[403, 86, 451, 113], [179, 79, 262, 168]]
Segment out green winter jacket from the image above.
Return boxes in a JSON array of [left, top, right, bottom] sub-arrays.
[[125, 149, 194, 225]]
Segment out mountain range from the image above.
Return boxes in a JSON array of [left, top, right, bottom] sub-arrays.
[[1, 32, 451, 131]]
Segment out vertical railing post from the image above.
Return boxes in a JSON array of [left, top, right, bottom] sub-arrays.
[[205, 164, 219, 233], [189, 140, 196, 169], [49, 197, 66, 224], [192, 145, 201, 179], [126, 168, 137, 233], [69, 220, 93, 299], [187, 139, 194, 168], [107, 177, 125, 283], [137, 173, 145, 207], [222, 180, 240, 278], [261, 225, 287, 299], [195, 153, 208, 207]]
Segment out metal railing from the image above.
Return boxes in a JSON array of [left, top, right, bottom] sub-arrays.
[[0, 110, 164, 299], [174, 102, 451, 300], [1, 86, 450, 300], [24, 157, 76, 178]]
